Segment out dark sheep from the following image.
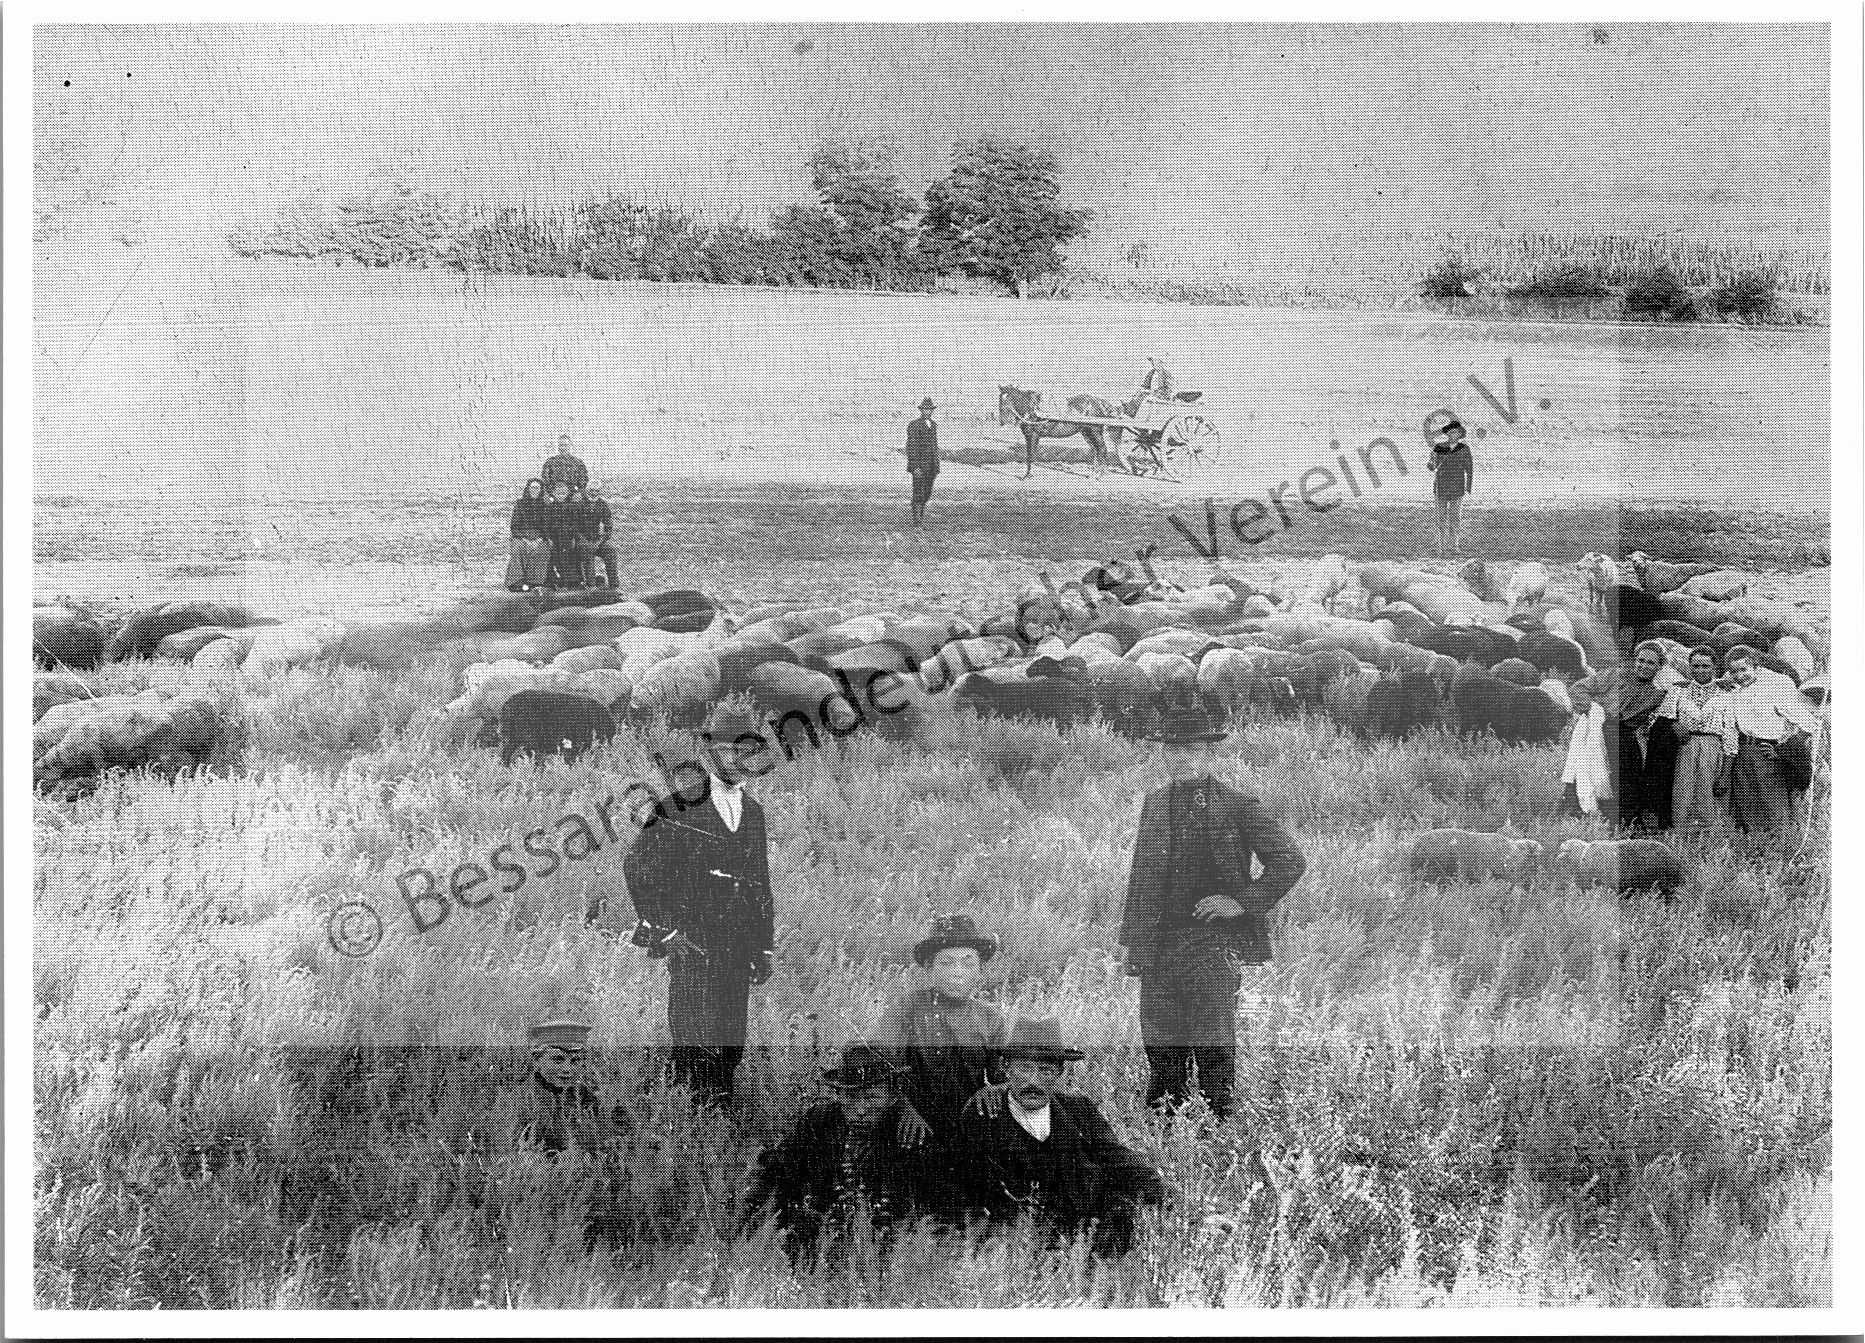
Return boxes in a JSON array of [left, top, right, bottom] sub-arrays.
[[1451, 673, 1571, 745], [955, 671, 1090, 730], [1364, 672, 1443, 739], [107, 601, 276, 660], [1556, 838, 1685, 898], [34, 613, 107, 670], [1604, 584, 1665, 630], [497, 690, 617, 766], [785, 630, 865, 674], [717, 642, 802, 696], [1492, 657, 1543, 687], [1375, 609, 1440, 645], [1516, 631, 1589, 678], [638, 589, 716, 623], [1080, 659, 1157, 737], [1643, 619, 1716, 647], [656, 609, 719, 635], [1290, 648, 1361, 707], [1404, 623, 1517, 667]]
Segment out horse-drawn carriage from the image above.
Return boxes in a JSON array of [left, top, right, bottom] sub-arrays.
[[997, 385, 1222, 481]]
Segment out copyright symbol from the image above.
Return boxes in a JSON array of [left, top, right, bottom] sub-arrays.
[[326, 901, 384, 958]]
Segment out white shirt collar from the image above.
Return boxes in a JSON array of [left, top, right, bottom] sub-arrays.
[[710, 777, 744, 831], [1009, 1101, 1052, 1141]]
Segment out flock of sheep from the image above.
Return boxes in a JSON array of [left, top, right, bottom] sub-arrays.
[[33, 549, 1828, 894]]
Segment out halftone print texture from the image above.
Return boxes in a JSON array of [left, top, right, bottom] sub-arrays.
[[32, 22, 1831, 1313]]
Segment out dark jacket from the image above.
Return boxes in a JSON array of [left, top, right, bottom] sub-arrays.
[[874, 988, 1007, 1136], [1428, 443, 1474, 498], [540, 451, 589, 493], [949, 1092, 1165, 1231], [906, 418, 939, 477], [510, 494, 550, 539], [622, 784, 775, 961], [1120, 777, 1306, 968], [749, 1102, 929, 1242], [541, 498, 585, 553], [518, 1075, 624, 1155], [579, 495, 612, 543]]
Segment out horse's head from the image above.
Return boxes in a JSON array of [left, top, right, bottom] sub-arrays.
[[998, 385, 1038, 425]]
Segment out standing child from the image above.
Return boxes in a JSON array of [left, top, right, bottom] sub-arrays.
[[874, 914, 1009, 1155], [1426, 413, 1475, 557]]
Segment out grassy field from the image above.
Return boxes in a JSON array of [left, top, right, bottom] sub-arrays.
[[31, 490, 1832, 1310]]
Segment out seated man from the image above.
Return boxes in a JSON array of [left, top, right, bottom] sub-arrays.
[[875, 914, 1008, 1154], [517, 1018, 625, 1156], [577, 485, 620, 590], [746, 1044, 931, 1268], [1137, 355, 1175, 403], [949, 1017, 1166, 1257]]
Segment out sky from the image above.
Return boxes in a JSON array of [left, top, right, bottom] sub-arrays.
[[33, 22, 1831, 260]]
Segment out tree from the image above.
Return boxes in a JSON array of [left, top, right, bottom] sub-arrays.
[[800, 137, 928, 289], [922, 139, 1092, 292]]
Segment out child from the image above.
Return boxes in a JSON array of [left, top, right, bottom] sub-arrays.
[[874, 914, 1009, 1152], [1426, 414, 1475, 557]]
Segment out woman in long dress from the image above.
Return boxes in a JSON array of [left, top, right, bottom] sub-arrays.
[[507, 478, 552, 592]]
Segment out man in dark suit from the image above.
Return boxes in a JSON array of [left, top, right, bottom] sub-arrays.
[[905, 397, 940, 527], [540, 433, 589, 495], [949, 1017, 1165, 1258], [746, 1044, 931, 1268], [623, 704, 777, 1107], [1120, 702, 1307, 1119]]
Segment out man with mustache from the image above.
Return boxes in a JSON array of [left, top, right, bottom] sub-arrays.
[[949, 1017, 1165, 1257]]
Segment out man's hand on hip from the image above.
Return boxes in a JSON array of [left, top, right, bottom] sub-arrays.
[[1193, 895, 1246, 921]]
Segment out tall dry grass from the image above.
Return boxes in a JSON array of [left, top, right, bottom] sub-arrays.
[[33, 653, 1830, 1308]]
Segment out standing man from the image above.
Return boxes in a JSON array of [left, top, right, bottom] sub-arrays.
[[1720, 645, 1823, 835], [948, 1017, 1165, 1257], [1119, 702, 1307, 1120], [906, 397, 940, 528], [623, 704, 777, 1108], [541, 433, 589, 496], [1425, 413, 1475, 558]]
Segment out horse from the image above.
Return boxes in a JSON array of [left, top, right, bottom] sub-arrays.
[[998, 385, 1128, 480]]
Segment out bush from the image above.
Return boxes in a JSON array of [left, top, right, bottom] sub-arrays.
[[1420, 256, 1478, 299], [1711, 270, 1778, 321], [1510, 265, 1611, 299], [1623, 265, 1699, 321]]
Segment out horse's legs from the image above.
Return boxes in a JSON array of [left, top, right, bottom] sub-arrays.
[[1021, 426, 1037, 479], [1084, 426, 1106, 478]]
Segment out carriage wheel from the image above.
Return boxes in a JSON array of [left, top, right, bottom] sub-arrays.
[[1167, 415, 1222, 468]]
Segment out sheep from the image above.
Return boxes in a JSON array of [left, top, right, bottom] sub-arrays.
[[1555, 837, 1685, 898], [1773, 636, 1815, 683], [1080, 659, 1158, 737], [1719, 597, 1825, 660], [1505, 561, 1550, 608], [920, 636, 1022, 694], [484, 626, 575, 665], [33, 690, 221, 795], [107, 600, 276, 660], [881, 618, 969, 669], [827, 615, 891, 645], [1408, 828, 1544, 884], [749, 663, 865, 742], [1451, 673, 1571, 745], [1363, 672, 1443, 739], [34, 608, 107, 670], [1492, 657, 1542, 687], [1458, 559, 1507, 604], [1133, 651, 1199, 699], [614, 627, 699, 682], [1680, 570, 1751, 602], [1575, 553, 1624, 614], [628, 649, 723, 724], [1196, 648, 1256, 716], [1515, 630, 1589, 679], [638, 589, 716, 624], [498, 690, 616, 766], [955, 668, 1090, 730], [1538, 677, 1573, 715], [1626, 553, 1718, 594], [1127, 628, 1223, 662], [241, 617, 346, 678], [551, 644, 625, 675], [785, 630, 866, 673], [1603, 584, 1664, 631], [1656, 591, 1727, 631], [33, 673, 92, 722]]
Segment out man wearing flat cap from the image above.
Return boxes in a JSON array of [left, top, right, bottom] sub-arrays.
[[746, 1044, 931, 1267], [521, 1019, 621, 1155], [623, 703, 777, 1109], [1120, 701, 1307, 1120], [949, 1017, 1166, 1257], [905, 397, 940, 528], [875, 914, 1010, 1152]]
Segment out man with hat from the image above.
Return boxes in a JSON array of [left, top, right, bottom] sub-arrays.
[[875, 914, 1010, 1152], [1120, 700, 1307, 1120], [520, 1018, 621, 1155], [949, 1016, 1166, 1257], [905, 397, 940, 528], [623, 703, 778, 1108], [1425, 410, 1474, 558], [746, 1043, 931, 1267], [575, 483, 620, 590]]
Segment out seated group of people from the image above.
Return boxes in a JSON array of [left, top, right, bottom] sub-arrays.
[[507, 435, 618, 592], [523, 914, 1167, 1268]]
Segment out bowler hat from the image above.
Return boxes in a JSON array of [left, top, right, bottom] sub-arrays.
[[913, 913, 1000, 967], [1147, 701, 1228, 744], [529, 1019, 592, 1049], [1426, 410, 1464, 442], [918, 397, 937, 411], [997, 1016, 1084, 1063], [821, 1043, 904, 1090], [701, 703, 766, 745]]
